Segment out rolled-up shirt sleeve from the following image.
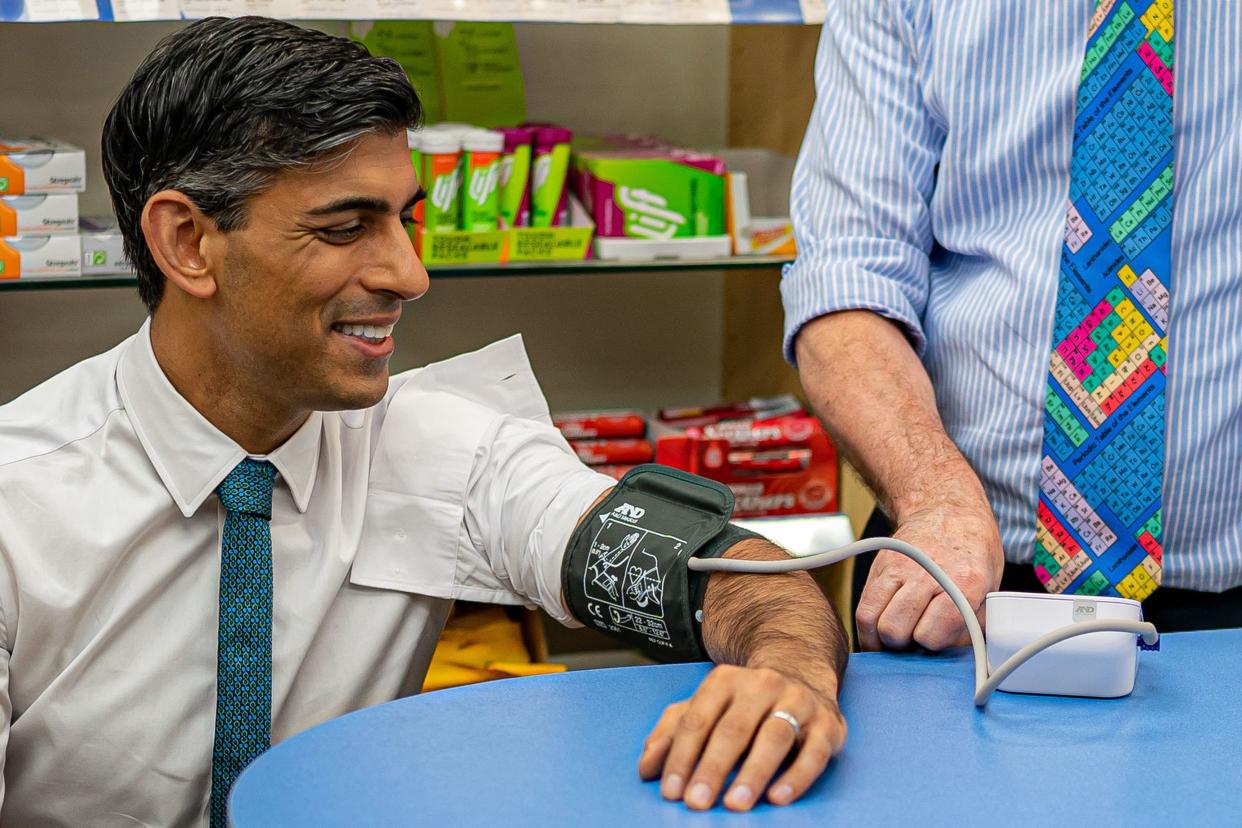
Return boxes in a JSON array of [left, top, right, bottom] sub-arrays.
[[783, 0, 943, 363], [462, 417, 613, 626], [353, 335, 612, 626]]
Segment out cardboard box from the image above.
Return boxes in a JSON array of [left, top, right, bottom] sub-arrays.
[[573, 148, 726, 239], [744, 217, 797, 256], [658, 394, 803, 429], [0, 194, 79, 235], [79, 217, 133, 275], [655, 414, 839, 518], [570, 438, 655, 466], [414, 193, 593, 266], [0, 137, 86, 195], [593, 234, 731, 262], [0, 234, 81, 278], [553, 411, 647, 440], [726, 170, 796, 256]]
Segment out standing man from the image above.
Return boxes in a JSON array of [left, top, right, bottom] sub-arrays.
[[0, 17, 847, 824], [785, 1, 1242, 652]]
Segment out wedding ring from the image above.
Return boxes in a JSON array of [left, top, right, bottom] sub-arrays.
[[770, 709, 802, 741]]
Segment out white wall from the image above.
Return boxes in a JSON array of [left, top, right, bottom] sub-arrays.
[[0, 21, 729, 409]]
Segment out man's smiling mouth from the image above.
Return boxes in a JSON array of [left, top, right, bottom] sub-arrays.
[[332, 322, 395, 344]]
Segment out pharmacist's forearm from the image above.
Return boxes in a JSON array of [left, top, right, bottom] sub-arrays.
[[794, 310, 989, 521]]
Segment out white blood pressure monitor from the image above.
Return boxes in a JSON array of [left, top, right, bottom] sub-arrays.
[[984, 591, 1146, 697]]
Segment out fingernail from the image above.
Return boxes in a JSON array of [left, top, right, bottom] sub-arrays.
[[662, 774, 684, 800], [771, 784, 794, 804], [687, 782, 713, 809], [725, 784, 753, 810]]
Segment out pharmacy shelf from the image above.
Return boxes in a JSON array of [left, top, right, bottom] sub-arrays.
[[0, 254, 794, 291], [4, 0, 824, 24]]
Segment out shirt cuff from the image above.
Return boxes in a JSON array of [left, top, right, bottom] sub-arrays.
[[781, 255, 929, 366]]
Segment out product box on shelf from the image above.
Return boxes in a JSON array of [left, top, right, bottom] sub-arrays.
[[713, 148, 798, 257], [413, 193, 593, 266], [726, 170, 795, 256], [552, 410, 647, 440], [654, 410, 838, 519], [658, 394, 804, 429], [0, 137, 86, 195], [593, 234, 731, 262], [573, 147, 727, 242], [0, 233, 81, 278], [0, 217, 132, 279], [0, 193, 78, 235], [79, 216, 133, 275], [570, 438, 655, 466]]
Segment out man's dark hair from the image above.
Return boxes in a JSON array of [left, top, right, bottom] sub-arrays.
[[102, 17, 422, 313]]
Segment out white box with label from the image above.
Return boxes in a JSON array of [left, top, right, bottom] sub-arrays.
[[0, 194, 79, 235], [0, 137, 87, 195], [0, 234, 82, 278], [79, 216, 133, 275]]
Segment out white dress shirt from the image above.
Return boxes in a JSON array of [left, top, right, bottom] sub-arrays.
[[0, 321, 613, 827]]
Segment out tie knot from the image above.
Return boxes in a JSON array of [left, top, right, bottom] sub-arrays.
[[216, 459, 276, 519]]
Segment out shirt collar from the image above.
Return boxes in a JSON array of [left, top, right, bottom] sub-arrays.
[[116, 319, 322, 517]]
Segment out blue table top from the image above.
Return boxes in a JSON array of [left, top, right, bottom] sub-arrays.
[[231, 629, 1242, 826]]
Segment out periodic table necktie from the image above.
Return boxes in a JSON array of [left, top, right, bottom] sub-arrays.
[[1037, 0, 1173, 600], [210, 458, 277, 827]]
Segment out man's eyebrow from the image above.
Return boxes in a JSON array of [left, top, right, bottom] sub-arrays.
[[304, 189, 424, 218], [305, 196, 393, 217]]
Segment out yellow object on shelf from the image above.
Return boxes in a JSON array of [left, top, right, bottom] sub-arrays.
[[412, 195, 594, 266], [422, 604, 566, 692]]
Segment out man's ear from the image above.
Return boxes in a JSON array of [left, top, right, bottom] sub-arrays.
[[141, 190, 220, 300]]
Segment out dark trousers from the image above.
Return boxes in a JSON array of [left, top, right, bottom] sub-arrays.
[[851, 510, 1242, 640]]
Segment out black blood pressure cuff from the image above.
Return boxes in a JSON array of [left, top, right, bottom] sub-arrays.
[[562, 464, 764, 663]]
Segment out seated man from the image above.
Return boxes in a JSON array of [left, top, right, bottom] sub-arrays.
[[0, 16, 847, 825]]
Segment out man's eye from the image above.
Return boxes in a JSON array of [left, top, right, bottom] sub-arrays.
[[400, 214, 420, 228], [320, 224, 364, 243]]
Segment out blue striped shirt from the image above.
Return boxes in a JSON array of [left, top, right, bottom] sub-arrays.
[[783, 0, 1242, 592]]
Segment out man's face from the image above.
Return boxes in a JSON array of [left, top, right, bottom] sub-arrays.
[[210, 130, 428, 414]]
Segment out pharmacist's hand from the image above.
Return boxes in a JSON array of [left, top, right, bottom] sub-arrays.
[[856, 504, 1004, 651], [637, 664, 847, 812]]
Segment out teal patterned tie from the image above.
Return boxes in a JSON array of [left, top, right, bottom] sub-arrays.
[[1038, 0, 1173, 600], [210, 459, 276, 827]]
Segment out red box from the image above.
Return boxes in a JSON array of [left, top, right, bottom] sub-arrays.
[[657, 394, 803, 428], [655, 415, 838, 518], [571, 438, 655, 466], [553, 411, 646, 439]]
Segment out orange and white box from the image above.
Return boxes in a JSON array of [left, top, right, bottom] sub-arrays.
[[0, 137, 87, 195], [0, 234, 82, 279], [0, 194, 79, 235]]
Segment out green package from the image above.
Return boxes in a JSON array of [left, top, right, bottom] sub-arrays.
[[461, 130, 503, 231], [419, 130, 462, 232], [499, 142, 531, 228], [577, 152, 727, 239], [531, 127, 573, 228]]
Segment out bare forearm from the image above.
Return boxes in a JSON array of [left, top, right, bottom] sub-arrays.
[[794, 310, 989, 520], [700, 538, 847, 701]]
